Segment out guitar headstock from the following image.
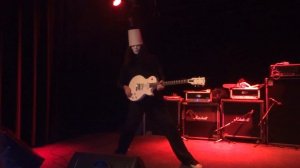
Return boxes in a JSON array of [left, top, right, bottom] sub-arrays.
[[188, 77, 206, 86]]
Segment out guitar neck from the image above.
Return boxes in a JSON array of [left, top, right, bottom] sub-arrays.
[[149, 79, 189, 87], [164, 79, 190, 86]]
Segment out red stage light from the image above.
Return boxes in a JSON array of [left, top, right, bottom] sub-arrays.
[[113, 0, 122, 6]]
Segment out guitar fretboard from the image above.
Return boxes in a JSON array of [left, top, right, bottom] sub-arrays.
[[164, 79, 190, 86], [149, 79, 189, 87]]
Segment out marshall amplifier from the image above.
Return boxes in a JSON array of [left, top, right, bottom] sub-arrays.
[[182, 102, 220, 140], [221, 99, 264, 140], [184, 89, 212, 103], [230, 88, 260, 100], [270, 63, 300, 79]]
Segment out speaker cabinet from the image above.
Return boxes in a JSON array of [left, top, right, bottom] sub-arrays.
[[266, 78, 300, 145], [182, 102, 220, 140], [143, 97, 182, 135], [221, 99, 264, 140], [0, 128, 44, 168], [68, 152, 145, 168]]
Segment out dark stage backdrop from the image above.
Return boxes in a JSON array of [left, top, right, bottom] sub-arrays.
[[1, 0, 300, 146]]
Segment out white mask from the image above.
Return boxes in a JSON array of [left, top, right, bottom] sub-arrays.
[[131, 45, 141, 55]]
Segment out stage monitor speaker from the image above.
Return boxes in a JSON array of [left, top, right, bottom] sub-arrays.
[[221, 99, 264, 140], [0, 128, 44, 168], [68, 152, 145, 168], [182, 102, 220, 140], [267, 78, 300, 145]]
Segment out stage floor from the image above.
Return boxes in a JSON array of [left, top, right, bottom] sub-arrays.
[[34, 132, 300, 168]]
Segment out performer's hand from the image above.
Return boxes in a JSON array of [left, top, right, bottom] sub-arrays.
[[157, 80, 165, 91], [123, 85, 132, 97]]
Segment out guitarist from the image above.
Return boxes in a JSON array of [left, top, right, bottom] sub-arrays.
[[116, 28, 202, 168]]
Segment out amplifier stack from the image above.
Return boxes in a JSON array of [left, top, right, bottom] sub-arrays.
[[147, 68, 300, 146], [158, 89, 265, 142], [265, 63, 300, 146], [180, 87, 265, 142]]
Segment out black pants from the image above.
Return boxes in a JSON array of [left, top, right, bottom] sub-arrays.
[[115, 97, 198, 165]]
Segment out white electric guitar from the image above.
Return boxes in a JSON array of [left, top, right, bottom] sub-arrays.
[[128, 75, 206, 101]]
